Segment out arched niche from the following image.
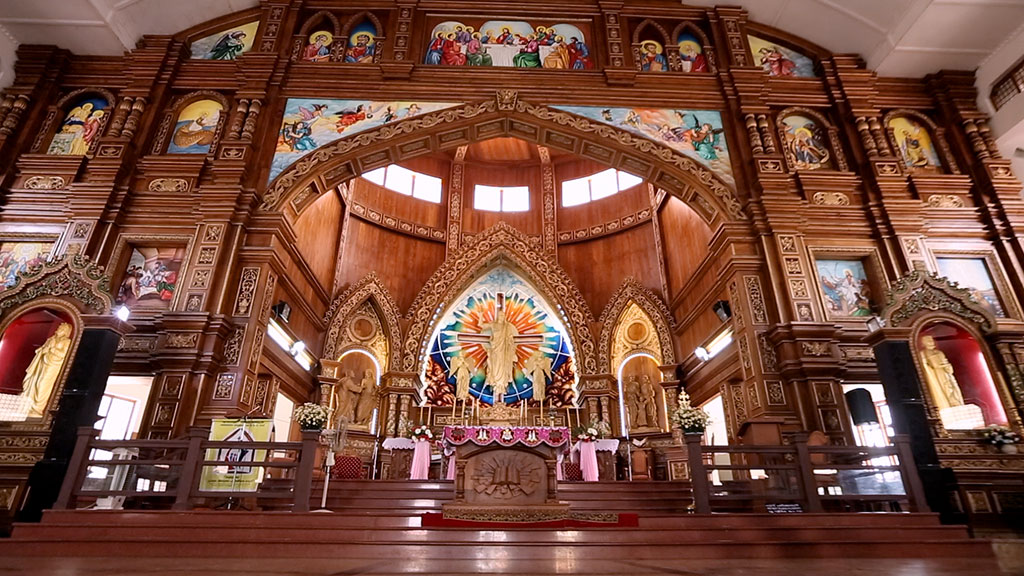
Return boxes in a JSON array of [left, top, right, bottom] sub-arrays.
[[322, 271, 402, 372], [261, 92, 746, 229], [776, 106, 848, 172], [419, 262, 578, 408], [617, 353, 665, 435], [670, 22, 715, 73], [328, 348, 381, 433], [33, 87, 115, 156], [912, 318, 1014, 433], [630, 19, 672, 73], [598, 277, 676, 375], [151, 90, 229, 156], [292, 11, 342, 63], [0, 303, 80, 423], [883, 109, 959, 176], [339, 12, 385, 65]]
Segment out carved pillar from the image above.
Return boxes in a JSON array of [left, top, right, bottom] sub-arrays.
[[539, 146, 557, 259], [599, 2, 626, 68], [744, 114, 763, 154], [105, 97, 133, 137], [241, 99, 261, 141], [578, 375, 618, 434], [446, 146, 467, 257], [120, 98, 146, 140], [379, 372, 422, 437], [0, 95, 29, 135], [227, 99, 249, 140]]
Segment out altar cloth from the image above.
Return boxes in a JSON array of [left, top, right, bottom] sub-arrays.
[[441, 425, 571, 448]]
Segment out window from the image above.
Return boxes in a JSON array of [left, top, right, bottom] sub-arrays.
[[360, 165, 443, 203], [473, 185, 530, 212], [561, 169, 644, 207]]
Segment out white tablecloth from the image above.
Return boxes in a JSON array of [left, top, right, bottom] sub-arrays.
[[382, 437, 416, 450]]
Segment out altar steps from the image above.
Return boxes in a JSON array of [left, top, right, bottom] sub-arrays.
[[0, 509, 993, 561]]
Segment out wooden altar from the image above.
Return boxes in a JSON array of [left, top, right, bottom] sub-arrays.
[[442, 426, 571, 521]]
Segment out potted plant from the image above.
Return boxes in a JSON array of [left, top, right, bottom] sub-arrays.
[[294, 403, 328, 431], [671, 389, 711, 436], [984, 425, 1021, 454], [574, 426, 599, 442]]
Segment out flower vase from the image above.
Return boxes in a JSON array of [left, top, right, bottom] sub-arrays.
[[1000, 443, 1019, 455]]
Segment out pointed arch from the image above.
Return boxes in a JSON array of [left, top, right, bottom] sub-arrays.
[[880, 270, 996, 334], [298, 11, 341, 36], [597, 278, 676, 374], [322, 271, 403, 371], [776, 106, 849, 171], [670, 21, 716, 72], [883, 108, 960, 174], [340, 11, 383, 37], [631, 19, 671, 45], [261, 93, 746, 226], [150, 90, 229, 155], [402, 222, 598, 375]]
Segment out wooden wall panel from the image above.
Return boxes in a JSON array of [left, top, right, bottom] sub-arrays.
[[293, 190, 342, 292], [557, 223, 661, 315], [660, 196, 713, 299], [337, 218, 446, 312], [557, 183, 649, 232], [350, 176, 446, 229]]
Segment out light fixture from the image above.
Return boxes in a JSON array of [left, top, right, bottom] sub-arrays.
[[694, 347, 711, 361], [866, 316, 884, 333], [712, 300, 732, 322], [289, 341, 306, 357], [115, 306, 131, 321]]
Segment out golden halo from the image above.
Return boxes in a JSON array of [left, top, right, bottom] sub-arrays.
[[352, 32, 373, 43], [641, 40, 663, 54], [678, 40, 701, 54], [311, 31, 333, 45]]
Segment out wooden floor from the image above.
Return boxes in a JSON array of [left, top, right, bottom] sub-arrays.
[[0, 480, 1014, 575]]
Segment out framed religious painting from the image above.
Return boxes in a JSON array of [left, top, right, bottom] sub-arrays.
[[810, 248, 886, 321], [0, 237, 57, 289], [109, 236, 193, 312], [932, 251, 1015, 320], [189, 20, 259, 60], [747, 33, 815, 78]]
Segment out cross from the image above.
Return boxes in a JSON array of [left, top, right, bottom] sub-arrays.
[[454, 292, 547, 404]]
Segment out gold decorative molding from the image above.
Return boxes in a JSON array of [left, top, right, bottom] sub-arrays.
[[349, 201, 446, 242], [23, 175, 66, 190], [597, 277, 676, 374], [323, 271, 401, 369], [557, 208, 652, 243], [148, 178, 190, 193], [0, 247, 112, 316], [880, 270, 996, 333]]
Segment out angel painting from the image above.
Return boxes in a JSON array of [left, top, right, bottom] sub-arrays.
[[280, 104, 327, 152]]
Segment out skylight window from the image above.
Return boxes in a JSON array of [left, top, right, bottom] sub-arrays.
[[473, 185, 530, 212], [360, 165, 443, 203], [561, 169, 644, 207]]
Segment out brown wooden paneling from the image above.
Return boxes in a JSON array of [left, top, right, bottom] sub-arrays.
[[293, 190, 343, 291], [460, 162, 543, 236], [660, 196, 713, 299], [557, 223, 661, 315]]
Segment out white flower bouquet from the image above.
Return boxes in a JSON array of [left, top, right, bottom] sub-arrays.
[[985, 425, 1020, 446], [411, 424, 434, 442], [671, 389, 711, 434], [293, 403, 328, 431]]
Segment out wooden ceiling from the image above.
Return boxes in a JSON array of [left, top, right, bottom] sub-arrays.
[[446, 138, 571, 164]]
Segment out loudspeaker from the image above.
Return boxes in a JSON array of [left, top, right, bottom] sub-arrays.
[[844, 388, 878, 425], [712, 300, 731, 322], [271, 301, 292, 323]]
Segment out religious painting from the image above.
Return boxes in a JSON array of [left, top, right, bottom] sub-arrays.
[[888, 116, 942, 174], [638, 40, 668, 72], [190, 21, 259, 60], [269, 99, 460, 182], [0, 241, 52, 288], [46, 95, 108, 156], [329, 351, 379, 430], [423, 20, 594, 70], [815, 259, 874, 318], [935, 257, 1006, 318], [167, 99, 223, 154], [115, 247, 186, 309], [344, 20, 378, 63], [551, 106, 734, 188], [780, 114, 832, 170], [0, 308, 75, 422], [916, 321, 1008, 430], [422, 267, 576, 407], [677, 31, 708, 73], [302, 31, 333, 62], [747, 34, 815, 78]]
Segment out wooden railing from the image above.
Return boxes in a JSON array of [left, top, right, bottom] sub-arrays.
[[55, 427, 319, 512], [685, 433, 928, 514]]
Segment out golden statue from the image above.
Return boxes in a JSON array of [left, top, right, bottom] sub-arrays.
[[332, 370, 362, 425], [483, 310, 519, 404], [918, 335, 965, 411], [523, 349, 552, 403], [20, 323, 73, 418], [354, 369, 377, 424], [449, 355, 474, 401]]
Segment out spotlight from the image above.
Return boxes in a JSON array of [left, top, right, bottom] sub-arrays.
[[271, 301, 292, 323], [712, 300, 731, 322], [694, 346, 711, 361], [115, 306, 131, 321], [289, 341, 306, 357]]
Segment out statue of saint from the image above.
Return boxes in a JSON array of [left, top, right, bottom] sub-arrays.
[[918, 335, 965, 411], [332, 370, 362, 425], [449, 355, 474, 401], [20, 323, 73, 418], [354, 369, 377, 424], [523, 349, 552, 403], [640, 375, 659, 428], [625, 375, 644, 428], [483, 310, 519, 404]]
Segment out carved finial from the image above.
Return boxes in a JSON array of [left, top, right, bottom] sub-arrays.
[[495, 89, 518, 111]]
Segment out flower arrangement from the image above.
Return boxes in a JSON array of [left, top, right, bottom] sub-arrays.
[[411, 424, 434, 442], [574, 426, 599, 442], [293, 403, 328, 431], [671, 389, 711, 434], [984, 425, 1020, 447]]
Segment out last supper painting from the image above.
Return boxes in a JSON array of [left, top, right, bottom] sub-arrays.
[[0, 1, 1023, 573]]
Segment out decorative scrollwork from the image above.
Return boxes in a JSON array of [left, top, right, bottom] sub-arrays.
[[23, 176, 66, 190], [0, 246, 112, 315], [597, 278, 676, 374], [880, 270, 996, 333], [323, 272, 402, 369]]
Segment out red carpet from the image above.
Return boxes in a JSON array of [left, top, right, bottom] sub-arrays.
[[420, 512, 639, 529]]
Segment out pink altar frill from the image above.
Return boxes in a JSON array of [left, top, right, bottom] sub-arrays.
[[446, 454, 456, 480], [579, 440, 599, 482], [410, 439, 431, 480]]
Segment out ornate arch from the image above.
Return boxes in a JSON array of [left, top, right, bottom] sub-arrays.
[[298, 11, 342, 36], [880, 270, 996, 334], [882, 108, 960, 174], [631, 19, 671, 44], [401, 222, 598, 375], [597, 278, 676, 374], [669, 21, 716, 72], [260, 91, 746, 224], [776, 106, 849, 171], [340, 11, 384, 37], [322, 271, 403, 371], [151, 90, 230, 155], [31, 87, 118, 154]]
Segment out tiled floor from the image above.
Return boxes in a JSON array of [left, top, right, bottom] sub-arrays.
[[0, 555, 1020, 576]]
